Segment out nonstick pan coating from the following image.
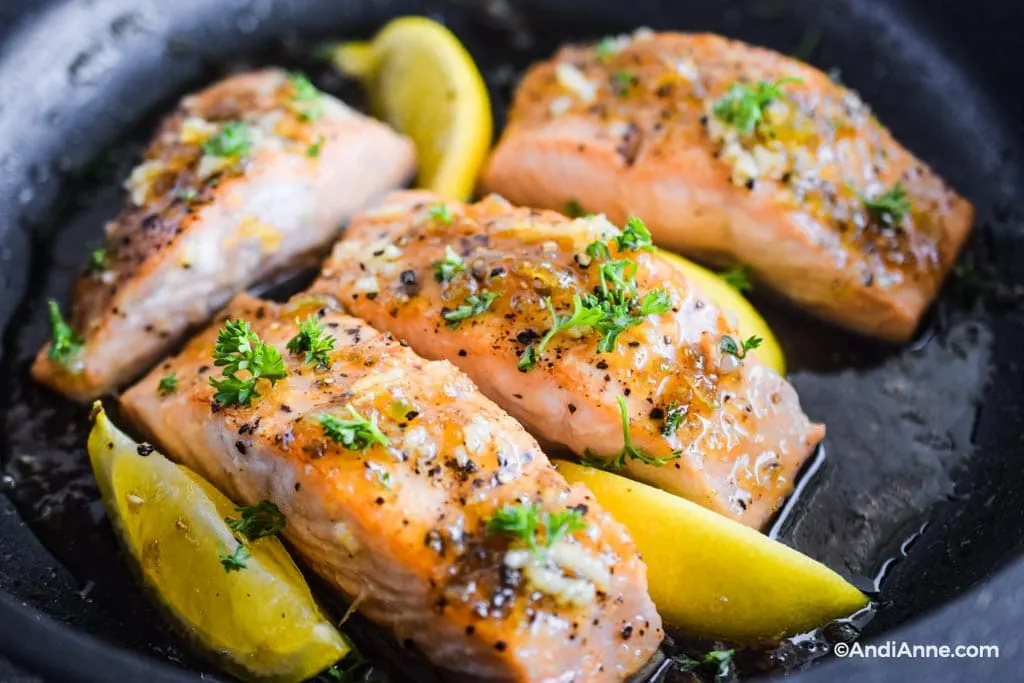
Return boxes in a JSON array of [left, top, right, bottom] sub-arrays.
[[1, 0, 1023, 681]]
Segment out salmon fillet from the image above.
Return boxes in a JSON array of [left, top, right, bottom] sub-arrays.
[[33, 68, 415, 401], [312, 190, 824, 529], [121, 292, 662, 682], [481, 30, 974, 342]]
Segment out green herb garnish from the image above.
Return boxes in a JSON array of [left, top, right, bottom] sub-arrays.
[[87, 247, 108, 274], [712, 77, 802, 135], [208, 319, 287, 407], [858, 182, 911, 225], [720, 334, 763, 360], [595, 36, 617, 62], [433, 245, 465, 282], [157, 372, 178, 396], [719, 265, 753, 293], [443, 291, 501, 329], [46, 300, 83, 365], [220, 541, 250, 573], [306, 134, 324, 158], [286, 316, 336, 369], [585, 396, 680, 470], [226, 500, 286, 541], [427, 203, 453, 225], [203, 121, 253, 159], [564, 199, 586, 218], [518, 241, 671, 370], [319, 406, 390, 451], [670, 649, 735, 682], [611, 70, 639, 97], [615, 216, 655, 252], [288, 72, 324, 121], [486, 502, 586, 557], [661, 402, 687, 436]]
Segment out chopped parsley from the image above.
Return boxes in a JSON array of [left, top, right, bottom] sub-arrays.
[[661, 401, 687, 436], [157, 372, 179, 396], [858, 182, 912, 225], [202, 121, 253, 159], [306, 134, 324, 158], [226, 500, 286, 541], [486, 502, 586, 557], [219, 541, 250, 573], [712, 77, 802, 135], [46, 300, 83, 365], [564, 199, 586, 218], [518, 225, 671, 371], [319, 406, 390, 451], [720, 334, 763, 360], [585, 396, 680, 470], [286, 316, 336, 369], [614, 216, 655, 252], [518, 295, 606, 371], [208, 319, 287, 407], [719, 265, 753, 293], [87, 247, 109, 274], [433, 245, 465, 282], [669, 649, 735, 681], [427, 203, 453, 225], [287, 72, 324, 121], [595, 36, 617, 62], [443, 290, 501, 329], [324, 649, 371, 681], [611, 70, 639, 97]]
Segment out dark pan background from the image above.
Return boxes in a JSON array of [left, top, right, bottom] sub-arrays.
[[1, 0, 1023, 681]]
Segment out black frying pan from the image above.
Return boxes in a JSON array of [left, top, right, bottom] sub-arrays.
[[1, 0, 1023, 681]]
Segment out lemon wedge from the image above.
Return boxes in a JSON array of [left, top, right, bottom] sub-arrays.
[[331, 17, 492, 200], [556, 461, 866, 642], [658, 249, 786, 375], [87, 404, 349, 682]]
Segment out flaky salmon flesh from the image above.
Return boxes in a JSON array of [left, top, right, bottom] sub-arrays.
[[482, 30, 974, 342], [313, 190, 824, 529], [33, 68, 415, 402], [121, 293, 662, 682]]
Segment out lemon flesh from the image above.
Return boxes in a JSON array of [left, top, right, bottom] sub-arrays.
[[658, 249, 786, 375], [87, 405, 348, 682], [556, 461, 866, 642], [332, 17, 492, 200]]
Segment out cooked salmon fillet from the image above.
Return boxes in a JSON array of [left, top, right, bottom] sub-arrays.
[[481, 30, 974, 342], [121, 292, 662, 682], [312, 190, 824, 528], [32, 68, 415, 402]]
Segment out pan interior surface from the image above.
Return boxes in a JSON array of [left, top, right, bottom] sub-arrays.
[[0, 0, 1022, 681]]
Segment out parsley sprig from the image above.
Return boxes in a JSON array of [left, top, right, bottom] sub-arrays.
[[157, 373, 178, 396], [208, 319, 287, 407], [585, 396, 680, 470], [87, 247, 109, 274], [319, 406, 390, 451], [433, 246, 465, 282], [46, 300, 83, 365], [220, 541, 250, 573], [427, 203, 453, 225], [858, 182, 912, 225], [486, 502, 587, 558], [669, 649, 735, 682], [226, 500, 286, 541], [719, 265, 753, 293], [443, 290, 501, 329], [287, 72, 324, 121], [203, 121, 253, 159], [286, 316, 336, 369], [519, 217, 670, 370], [720, 334, 763, 360], [661, 401, 687, 436], [712, 77, 802, 135]]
